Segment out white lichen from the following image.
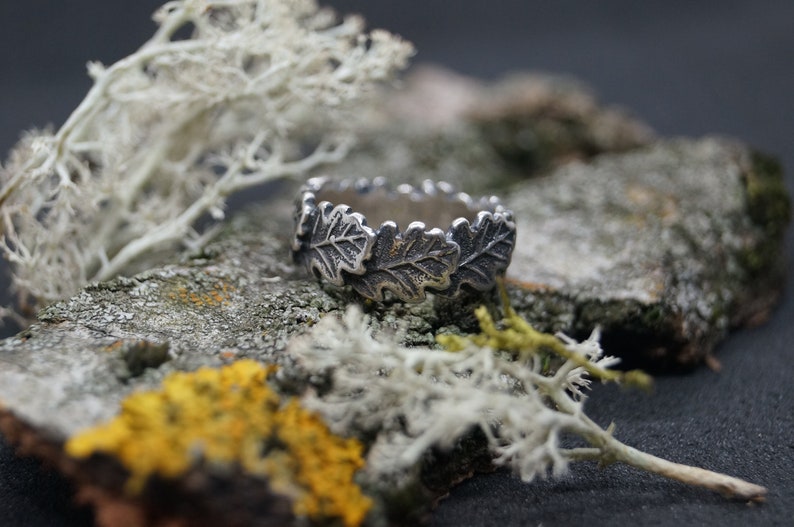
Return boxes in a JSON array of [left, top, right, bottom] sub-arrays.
[[0, 0, 413, 308], [286, 305, 766, 501]]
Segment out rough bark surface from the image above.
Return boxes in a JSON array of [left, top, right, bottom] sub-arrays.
[[0, 68, 789, 525]]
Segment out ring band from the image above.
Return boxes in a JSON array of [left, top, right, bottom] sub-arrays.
[[291, 177, 516, 302]]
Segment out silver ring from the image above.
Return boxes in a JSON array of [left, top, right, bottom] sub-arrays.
[[291, 177, 516, 302]]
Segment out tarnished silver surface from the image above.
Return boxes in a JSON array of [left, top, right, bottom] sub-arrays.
[[292, 177, 516, 301]]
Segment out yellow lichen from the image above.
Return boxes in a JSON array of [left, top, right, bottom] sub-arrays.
[[66, 360, 372, 527], [437, 281, 653, 391]]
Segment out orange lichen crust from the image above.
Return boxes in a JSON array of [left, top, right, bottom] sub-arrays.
[[167, 280, 235, 308], [65, 360, 372, 527]]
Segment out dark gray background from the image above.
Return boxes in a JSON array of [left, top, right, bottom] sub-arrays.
[[1, 1, 792, 526]]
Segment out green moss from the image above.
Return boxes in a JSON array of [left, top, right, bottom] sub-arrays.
[[735, 152, 790, 282], [746, 151, 791, 236]]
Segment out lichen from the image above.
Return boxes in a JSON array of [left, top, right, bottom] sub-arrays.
[[289, 302, 764, 504], [166, 280, 235, 308], [437, 285, 653, 390], [65, 359, 372, 527], [0, 0, 414, 309]]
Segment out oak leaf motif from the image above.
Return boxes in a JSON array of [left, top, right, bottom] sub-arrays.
[[438, 212, 516, 296], [304, 202, 375, 286], [348, 222, 460, 301]]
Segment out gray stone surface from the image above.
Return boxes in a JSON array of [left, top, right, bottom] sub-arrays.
[[504, 138, 789, 367]]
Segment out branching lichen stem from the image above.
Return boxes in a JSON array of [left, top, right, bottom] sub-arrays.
[[546, 389, 768, 500], [0, 0, 413, 305]]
